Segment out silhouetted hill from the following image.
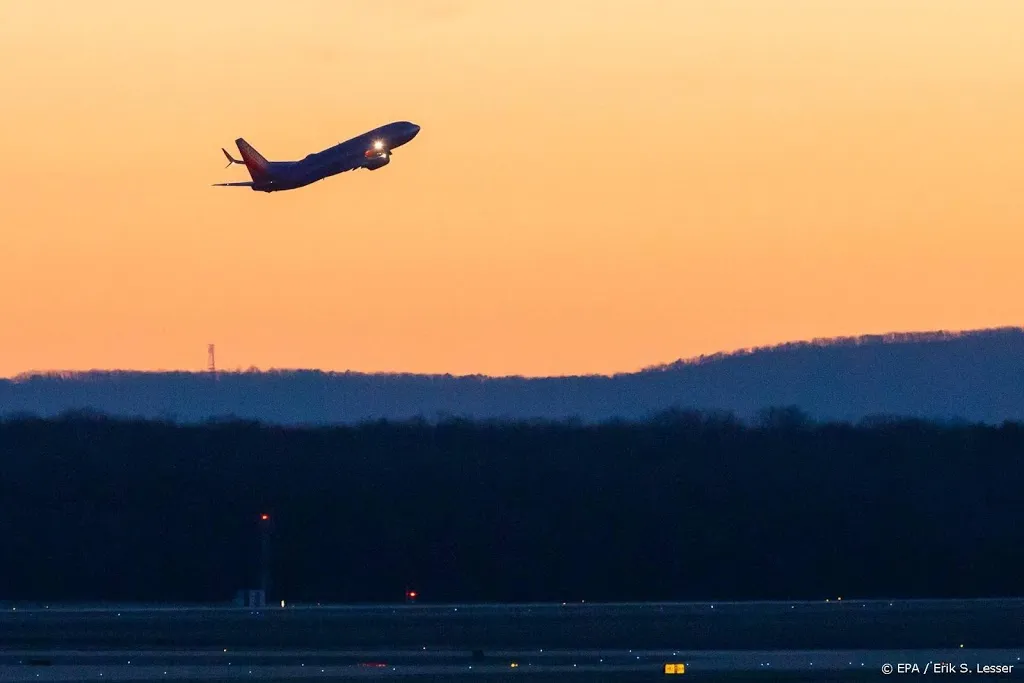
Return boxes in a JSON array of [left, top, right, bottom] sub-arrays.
[[3, 327, 1023, 424]]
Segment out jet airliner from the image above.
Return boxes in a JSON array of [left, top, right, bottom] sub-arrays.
[[215, 121, 420, 192]]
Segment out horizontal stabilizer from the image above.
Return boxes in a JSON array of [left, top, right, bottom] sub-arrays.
[[212, 181, 256, 187], [222, 148, 243, 167]]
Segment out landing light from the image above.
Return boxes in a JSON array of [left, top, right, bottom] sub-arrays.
[[373, 140, 384, 151]]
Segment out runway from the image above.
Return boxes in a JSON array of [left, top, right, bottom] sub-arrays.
[[1, 648, 1021, 681], [0, 600, 1020, 681], [2, 599, 1021, 650]]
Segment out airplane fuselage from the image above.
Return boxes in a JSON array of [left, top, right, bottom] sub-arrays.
[[217, 121, 420, 192]]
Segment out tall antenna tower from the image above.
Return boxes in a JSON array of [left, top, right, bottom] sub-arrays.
[[208, 344, 217, 377]]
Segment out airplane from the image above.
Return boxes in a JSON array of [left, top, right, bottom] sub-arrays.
[[214, 121, 420, 192]]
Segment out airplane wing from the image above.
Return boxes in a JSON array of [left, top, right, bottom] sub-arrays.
[[328, 140, 389, 174], [332, 148, 375, 174], [212, 181, 256, 187]]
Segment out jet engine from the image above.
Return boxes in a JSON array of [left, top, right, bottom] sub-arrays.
[[365, 153, 390, 170]]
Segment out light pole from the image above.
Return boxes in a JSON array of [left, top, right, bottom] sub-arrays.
[[259, 513, 271, 602]]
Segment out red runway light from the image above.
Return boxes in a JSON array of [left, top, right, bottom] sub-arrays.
[[260, 514, 269, 521]]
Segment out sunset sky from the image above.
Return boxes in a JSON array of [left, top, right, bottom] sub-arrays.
[[2, 0, 1023, 377]]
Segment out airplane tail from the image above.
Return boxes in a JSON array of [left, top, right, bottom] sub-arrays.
[[234, 138, 272, 182]]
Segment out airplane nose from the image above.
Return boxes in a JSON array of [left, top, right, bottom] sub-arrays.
[[409, 123, 420, 136]]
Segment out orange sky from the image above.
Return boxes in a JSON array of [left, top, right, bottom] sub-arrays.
[[2, 0, 1023, 377]]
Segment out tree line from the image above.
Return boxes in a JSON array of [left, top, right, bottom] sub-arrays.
[[0, 409, 1020, 603]]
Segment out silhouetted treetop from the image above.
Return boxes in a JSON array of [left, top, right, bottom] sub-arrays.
[[0, 413, 1020, 603]]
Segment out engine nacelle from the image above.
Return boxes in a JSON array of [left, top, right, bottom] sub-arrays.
[[365, 154, 390, 170]]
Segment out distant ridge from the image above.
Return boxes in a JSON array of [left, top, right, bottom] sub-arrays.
[[3, 326, 1024, 424], [641, 327, 1021, 371]]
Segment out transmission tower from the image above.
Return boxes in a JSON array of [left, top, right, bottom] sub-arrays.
[[208, 344, 217, 377]]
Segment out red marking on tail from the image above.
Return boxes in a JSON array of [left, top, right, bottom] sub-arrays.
[[235, 138, 271, 182]]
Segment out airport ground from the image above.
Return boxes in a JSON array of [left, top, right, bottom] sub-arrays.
[[0, 599, 1021, 681]]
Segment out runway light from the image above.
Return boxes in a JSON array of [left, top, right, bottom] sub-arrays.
[[260, 513, 269, 521]]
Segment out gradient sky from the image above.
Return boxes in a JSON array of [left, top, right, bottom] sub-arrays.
[[2, 0, 1023, 377]]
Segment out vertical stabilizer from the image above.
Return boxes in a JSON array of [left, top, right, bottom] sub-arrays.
[[235, 138, 271, 182]]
